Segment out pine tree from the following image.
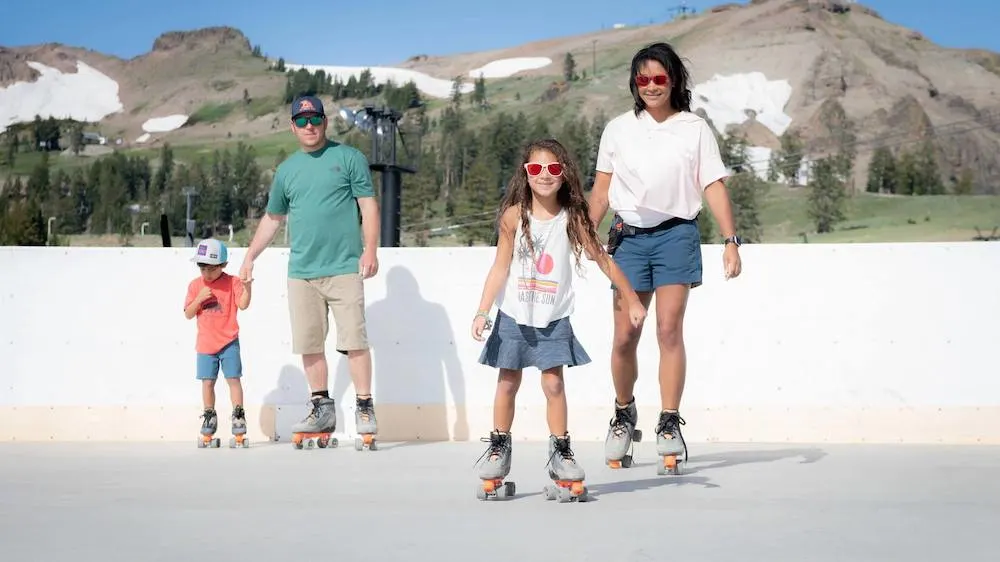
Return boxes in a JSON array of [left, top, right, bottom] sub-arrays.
[[808, 157, 847, 233]]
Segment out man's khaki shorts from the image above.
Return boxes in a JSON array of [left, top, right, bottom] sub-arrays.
[[287, 273, 368, 355]]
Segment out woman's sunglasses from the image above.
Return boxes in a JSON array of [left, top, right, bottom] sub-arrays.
[[635, 74, 668, 87], [524, 162, 563, 176], [293, 115, 324, 128]]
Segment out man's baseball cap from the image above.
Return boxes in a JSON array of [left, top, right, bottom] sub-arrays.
[[191, 238, 229, 265], [291, 95, 325, 118]]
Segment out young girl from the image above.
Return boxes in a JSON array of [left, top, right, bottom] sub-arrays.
[[471, 138, 646, 501]]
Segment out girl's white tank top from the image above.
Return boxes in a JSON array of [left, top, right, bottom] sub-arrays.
[[497, 207, 575, 328]]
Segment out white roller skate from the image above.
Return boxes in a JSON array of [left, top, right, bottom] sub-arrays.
[[543, 433, 589, 503], [654, 410, 688, 475], [229, 404, 249, 448], [291, 396, 338, 449], [475, 430, 515, 500], [604, 398, 642, 468], [198, 408, 220, 448], [354, 395, 378, 451]]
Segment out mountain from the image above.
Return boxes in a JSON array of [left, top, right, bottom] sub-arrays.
[[0, 27, 284, 143], [1, 0, 999, 193]]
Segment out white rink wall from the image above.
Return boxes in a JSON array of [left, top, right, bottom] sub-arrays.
[[1, 243, 998, 444]]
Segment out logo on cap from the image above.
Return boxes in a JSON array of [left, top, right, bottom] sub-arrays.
[[297, 99, 316, 112], [197, 244, 208, 255]]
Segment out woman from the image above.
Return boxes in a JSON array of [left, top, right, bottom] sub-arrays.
[[587, 42, 743, 475]]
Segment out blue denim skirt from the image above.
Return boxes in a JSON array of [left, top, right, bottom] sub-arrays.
[[478, 310, 592, 371]]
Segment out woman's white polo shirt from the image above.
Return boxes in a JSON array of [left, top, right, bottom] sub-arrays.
[[596, 109, 729, 228]]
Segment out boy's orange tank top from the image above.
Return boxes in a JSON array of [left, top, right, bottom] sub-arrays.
[[185, 273, 244, 355]]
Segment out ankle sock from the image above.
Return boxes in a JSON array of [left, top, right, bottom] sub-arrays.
[[615, 397, 635, 409], [311, 390, 329, 399]]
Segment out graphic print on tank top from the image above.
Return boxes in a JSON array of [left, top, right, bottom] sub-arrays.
[[516, 229, 559, 306], [515, 209, 572, 308], [499, 209, 574, 328]]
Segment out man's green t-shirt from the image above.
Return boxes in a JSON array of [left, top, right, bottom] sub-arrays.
[[266, 140, 375, 279]]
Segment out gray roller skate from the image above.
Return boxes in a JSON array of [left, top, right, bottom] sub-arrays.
[[291, 396, 338, 449], [604, 398, 642, 468], [354, 395, 378, 451], [229, 404, 249, 448], [543, 433, 589, 503], [198, 408, 220, 448], [654, 410, 688, 475], [475, 430, 515, 500]]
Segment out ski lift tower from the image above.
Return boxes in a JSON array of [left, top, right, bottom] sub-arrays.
[[336, 104, 417, 248]]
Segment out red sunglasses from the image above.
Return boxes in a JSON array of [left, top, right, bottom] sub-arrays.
[[524, 162, 563, 176], [635, 74, 668, 87]]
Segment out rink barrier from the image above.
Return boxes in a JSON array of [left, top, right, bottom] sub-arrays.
[[1, 242, 998, 444]]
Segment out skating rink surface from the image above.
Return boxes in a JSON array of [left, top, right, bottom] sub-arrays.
[[1, 439, 997, 562]]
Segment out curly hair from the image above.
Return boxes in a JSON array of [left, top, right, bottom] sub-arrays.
[[496, 138, 601, 275]]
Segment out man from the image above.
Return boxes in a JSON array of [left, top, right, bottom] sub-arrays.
[[240, 95, 381, 442]]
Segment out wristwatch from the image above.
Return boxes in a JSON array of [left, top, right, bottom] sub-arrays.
[[723, 236, 742, 246]]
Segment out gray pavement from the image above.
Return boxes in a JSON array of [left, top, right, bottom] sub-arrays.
[[1, 440, 997, 561]]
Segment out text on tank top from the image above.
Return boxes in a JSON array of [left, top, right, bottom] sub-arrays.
[[497, 207, 575, 328]]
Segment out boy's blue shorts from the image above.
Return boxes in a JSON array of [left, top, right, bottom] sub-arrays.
[[196, 338, 243, 381]]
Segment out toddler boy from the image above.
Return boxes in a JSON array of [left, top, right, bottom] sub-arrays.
[[183, 238, 252, 447]]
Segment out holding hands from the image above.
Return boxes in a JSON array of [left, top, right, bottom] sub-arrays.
[[239, 259, 254, 285]]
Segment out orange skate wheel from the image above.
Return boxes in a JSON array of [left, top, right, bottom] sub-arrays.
[[570, 481, 585, 495]]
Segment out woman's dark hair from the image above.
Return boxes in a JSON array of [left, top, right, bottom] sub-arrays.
[[629, 42, 692, 116]]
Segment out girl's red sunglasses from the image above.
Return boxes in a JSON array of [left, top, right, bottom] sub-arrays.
[[635, 74, 668, 87], [524, 162, 563, 176]]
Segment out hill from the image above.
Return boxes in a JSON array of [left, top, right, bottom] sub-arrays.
[[1, 0, 999, 248], [2, 0, 999, 192]]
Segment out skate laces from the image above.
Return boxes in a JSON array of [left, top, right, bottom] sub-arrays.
[[232, 405, 245, 420], [655, 411, 689, 461], [475, 431, 509, 466], [608, 403, 636, 438], [547, 435, 577, 466], [303, 399, 322, 421]]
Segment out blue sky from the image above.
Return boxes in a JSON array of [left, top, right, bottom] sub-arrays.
[[0, 0, 996, 66]]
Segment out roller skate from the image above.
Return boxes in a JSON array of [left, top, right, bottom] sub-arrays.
[[353, 394, 378, 451], [604, 397, 642, 468], [654, 410, 688, 475], [543, 433, 589, 503], [290, 396, 338, 449], [474, 430, 515, 501], [229, 404, 249, 448], [197, 408, 220, 448]]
